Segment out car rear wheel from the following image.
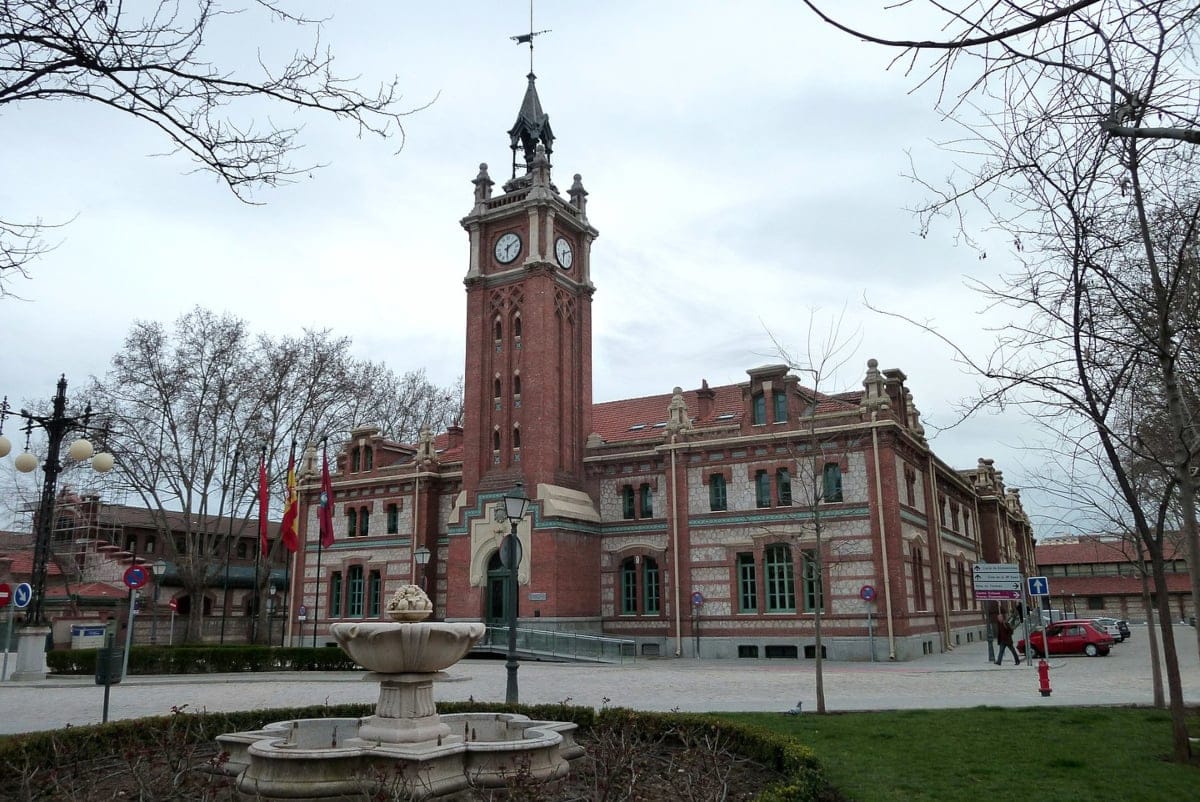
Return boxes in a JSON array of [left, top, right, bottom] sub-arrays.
[[1084, 643, 1099, 657]]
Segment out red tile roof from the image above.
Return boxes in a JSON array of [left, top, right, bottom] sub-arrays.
[[590, 381, 859, 445], [1037, 538, 1185, 565]]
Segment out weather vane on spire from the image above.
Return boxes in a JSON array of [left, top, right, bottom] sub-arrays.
[[510, 0, 550, 73]]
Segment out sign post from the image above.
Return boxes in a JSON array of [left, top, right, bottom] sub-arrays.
[[121, 566, 149, 680], [0, 582, 11, 682]]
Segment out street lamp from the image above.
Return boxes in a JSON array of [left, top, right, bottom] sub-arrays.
[[501, 483, 530, 706], [414, 546, 431, 590], [150, 560, 169, 645], [0, 377, 114, 627]]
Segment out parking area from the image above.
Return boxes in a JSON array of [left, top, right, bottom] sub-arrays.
[[0, 623, 1196, 736]]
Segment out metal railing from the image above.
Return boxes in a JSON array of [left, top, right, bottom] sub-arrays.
[[478, 626, 636, 664]]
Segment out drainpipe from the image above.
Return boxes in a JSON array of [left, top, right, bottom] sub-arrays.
[[926, 460, 953, 647], [670, 434, 683, 657], [870, 411, 897, 660], [410, 475, 420, 584]]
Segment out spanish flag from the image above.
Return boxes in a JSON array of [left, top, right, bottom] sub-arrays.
[[280, 449, 299, 552]]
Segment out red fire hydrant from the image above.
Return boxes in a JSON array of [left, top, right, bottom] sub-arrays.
[[1037, 659, 1052, 697]]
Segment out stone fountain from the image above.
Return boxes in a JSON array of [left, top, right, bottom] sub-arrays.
[[217, 586, 580, 800]]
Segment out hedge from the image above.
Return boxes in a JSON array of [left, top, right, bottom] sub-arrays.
[[0, 701, 832, 801], [46, 644, 357, 675]]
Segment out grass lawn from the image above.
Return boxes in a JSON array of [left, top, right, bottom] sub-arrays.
[[718, 707, 1200, 802]]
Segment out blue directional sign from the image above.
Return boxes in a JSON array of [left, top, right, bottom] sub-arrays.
[[12, 582, 33, 609], [1027, 576, 1050, 597]]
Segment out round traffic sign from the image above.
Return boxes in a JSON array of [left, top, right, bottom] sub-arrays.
[[691, 590, 704, 607], [0, 582, 11, 608], [860, 584, 877, 602], [168, 597, 178, 611], [12, 582, 32, 609], [123, 565, 149, 590]]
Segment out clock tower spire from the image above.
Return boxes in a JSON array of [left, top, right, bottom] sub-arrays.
[[459, 76, 598, 502]]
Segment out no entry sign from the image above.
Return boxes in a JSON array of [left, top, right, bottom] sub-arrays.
[[0, 582, 10, 608]]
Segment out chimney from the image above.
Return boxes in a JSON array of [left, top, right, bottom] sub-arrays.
[[696, 379, 715, 420]]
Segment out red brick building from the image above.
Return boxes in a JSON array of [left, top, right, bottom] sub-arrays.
[[1035, 536, 1193, 622], [287, 76, 1035, 660]]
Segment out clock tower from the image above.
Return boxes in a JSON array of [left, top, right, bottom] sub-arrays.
[[459, 73, 599, 500]]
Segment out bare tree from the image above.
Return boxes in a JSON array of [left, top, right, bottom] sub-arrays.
[[768, 310, 862, 713], [0, 0, 421, 296], [87, 307, 459, 642]]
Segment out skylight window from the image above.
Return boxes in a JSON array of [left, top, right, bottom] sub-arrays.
[[652, 421, 667, 428], [628, 423, 647, 431]]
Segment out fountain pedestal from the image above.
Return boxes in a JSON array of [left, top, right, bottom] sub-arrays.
[[358, 671, 453, 744], [217, 603, 580, 801]]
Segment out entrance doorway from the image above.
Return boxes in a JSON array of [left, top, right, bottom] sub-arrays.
[[485, 550, 512, 624]]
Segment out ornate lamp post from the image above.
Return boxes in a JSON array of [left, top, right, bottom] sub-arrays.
[[501, 483, 530, 706], [414, 546, 431, 590], [0, 377, 114, 626], [149, 559, 169, 645]]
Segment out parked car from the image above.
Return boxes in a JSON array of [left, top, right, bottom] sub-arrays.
[[1091, 618, 1124, 642], [1092, 617, 1130, 641], [1018, 620, 1114, 657]]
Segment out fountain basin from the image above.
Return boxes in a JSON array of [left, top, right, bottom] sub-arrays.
[[330, 621, 485, 674], [219, 712, 581, 800]]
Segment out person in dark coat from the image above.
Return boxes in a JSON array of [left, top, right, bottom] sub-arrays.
[[995, 613, 1020, 666]]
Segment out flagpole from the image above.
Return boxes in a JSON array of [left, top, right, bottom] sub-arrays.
[[312, 437, 329, 648], [220, 449, 238, 645], [254, 447, 266, 645]]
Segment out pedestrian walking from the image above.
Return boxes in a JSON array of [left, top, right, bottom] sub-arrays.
[[995, 613, 1020, 666]]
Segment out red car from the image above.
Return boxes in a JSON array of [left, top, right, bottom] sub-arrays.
[[1018, 619, 1114, 657]]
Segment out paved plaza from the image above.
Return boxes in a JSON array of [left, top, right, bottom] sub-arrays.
[[1, 624, 1197, 736]]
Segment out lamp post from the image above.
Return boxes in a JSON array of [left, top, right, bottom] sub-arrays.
[[414, 546, 431, 591], [0, 378, 114, 626], [149, 559, 168, 645], [501, 483, 530, 706]]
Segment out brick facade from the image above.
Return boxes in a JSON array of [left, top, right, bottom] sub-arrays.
[[288, 78, 1036, 660]]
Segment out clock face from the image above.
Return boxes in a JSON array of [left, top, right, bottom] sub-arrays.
[[554, 236, 574, 269], [494, 232, 522, 264]]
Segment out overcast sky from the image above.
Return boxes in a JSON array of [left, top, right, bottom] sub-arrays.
[[0, 2, 1075, 534]]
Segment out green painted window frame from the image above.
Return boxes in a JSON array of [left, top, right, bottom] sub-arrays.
[[359, 506, 369, 537], [773, 391, 787, 423], [386, 503, 399, 534], [644, 558, 661, 614], [776, 469, 792, 505], [346, 508, 357, 538], [737, 553, 758, 612], [752, 393, 767, 425], [709, 475, 727, 511], [330, 571, 343, 617], [347, 565, 365, 617], [755, 470, 771, 508], [639, 484, 653, 518], [621, 486, 636, 519], [620, 559, 638, 614], [823, 463, 843, 502], [765, 544, 796, 612], [801, 549, 823, 612], [368, 570, 382, 617]]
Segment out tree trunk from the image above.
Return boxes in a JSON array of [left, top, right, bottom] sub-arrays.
[[1139, 558, 1164, 708], [1149, 541, 1190, 761]]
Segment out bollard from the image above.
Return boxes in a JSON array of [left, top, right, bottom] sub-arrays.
[[1037, 658, 1052, 697]]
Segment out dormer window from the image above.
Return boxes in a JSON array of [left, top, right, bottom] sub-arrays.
[[364, 447, 373, 471], [351, 447, 361, 473], [773, 391, 787, 423], [751, 393, 767, 425]]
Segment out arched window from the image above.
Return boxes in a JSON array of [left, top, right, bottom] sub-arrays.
[[620, 556, 661, 616], [513, 374, 522, 396], [512, 426, 521, 449], [364, 447, 373, 471], [621, 486, 635, 519], [351, 447, 361, 472], [764, 544, 796, 612], [359, 506, 370, 537], [513, 314, 522, 339], [492, 429, 501, 451], [494, 377, 502, 398], [346, 508, 357, 538], [494, 318, 502, 341]]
